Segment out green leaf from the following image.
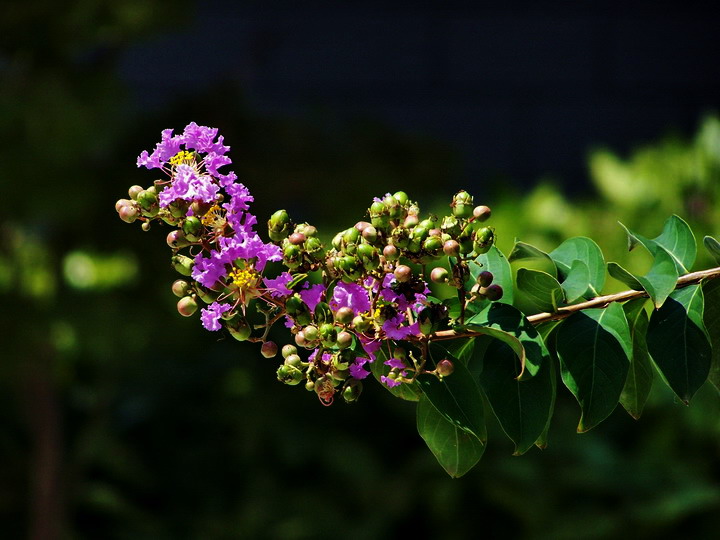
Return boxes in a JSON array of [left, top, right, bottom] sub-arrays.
[[508, 241, 557, 277], [619, 215, 696, 274], [371, 346, 422, 402], [417, 394, 485, 478], [476, 339, 554, 455], [472, 245, 514, 305], [619, 298, 653, 419], [704, 236, 720, 265], [516, 268, 565, 313], [559, 260, 591, 303], [608, 249, 679, 308], [647, 284, 712, 404], [556, 302, 632, 432], [702, 278, 720, 392], [549, 236, 606, 297], [464, 302, 551, 379], [417, 346, 487, 443], [534, 322, 559, 449]]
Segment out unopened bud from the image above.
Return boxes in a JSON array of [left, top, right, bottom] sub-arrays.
[[128, 185, 144, 200], [261, 341, 278, 358], [430, 267, 449, 284], [473, 205, 492, 222], [171, 279, 191, 298], [277, 364, 303, 385], [171, 255, 194, 276], [342, 380, 363, 403], [352, 315, 370, 333], [443, 239, 460, 257], [478, 271, 493, 287], [227, 318, 252, 341], [394, 265, 412, 283], [118, 204, 139, 223], [437, 359, 454, 377], [177, 296, 198, 317], [289, 232, 306, 245], [383, 244, 399, 260], [336, 331, 353, 349], [167, 229, 191, 249], [282, 344, 298, 358], [335, 307, 354, 325]]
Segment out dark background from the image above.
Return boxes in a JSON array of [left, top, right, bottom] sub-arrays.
[[2, 1, 720, 538]]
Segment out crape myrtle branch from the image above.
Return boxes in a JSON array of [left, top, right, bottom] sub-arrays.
[[432, 265, 720, 341], [116, 123, 501, 406]]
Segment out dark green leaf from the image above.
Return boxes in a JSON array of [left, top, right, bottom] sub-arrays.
[[702, 278, 720, 392], [619, 298, 653, 419], [516, 268, 565, 313], [534, 322, 559, 449], [371, 346, 422, 402], [619, 215, 696, 274], [508, 241, 557, 277], [549, 236, 606, 297], [648, 284, 712, 404], [443, 296, 463, 320], [441, 337, 476, 365], [417, 346, 487, 443], [477, 339, 554, 455], [417, 394, 485, 478], [607, 262, 644, 290], [704, 236, 720, 265], [465, 302, 551, 379], [472, 245, 514, 305], [560, 260, 591, 303], [608, 249, 679, 308], [556, 302, 632, 432]]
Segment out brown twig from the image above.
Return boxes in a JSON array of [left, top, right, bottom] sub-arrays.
[[432, 265, 720, 340]]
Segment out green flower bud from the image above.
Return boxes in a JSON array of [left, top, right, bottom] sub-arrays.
[[343, 227, 360, 245], [332, 232, 344, 251], [141, 221, 152, 232], [335, 306, 354, 325], [305, 380, 315, 391], [412, 226, 429, 241], [383, 244, 399, 260], [128, 185, 144, 200], [453, 204, 472, 219], [407, 239, 422, 253], [478, 271, 493, 287], [393, 191, 409, 205], [390, 228, 410, 248], [285, 295, 303, 315], [371, 215, 390, 230], [177, 296, 198, 317], [342, 380, 363, 403], [459, 237, 474, 255], [277, 364, 303, 385], [195, 285, 218, 304], [168, 201, 188, 218], [304, 236, 323, 255], [441, 215, 461, 236], [474, 226, 495, 254], [453, 190, 473, 205], [171, 279, 190, 297], [282, 344, 298, 358], [303, 325, 319, 342], [423, 236, 443, 252], [404, 214, 419, 228], [118, 204, 139, 223], [261, 341, 278, 358], [319, 323, 338, 346], [182, 216, 202, 237], [394, 265, 412, 283], [361, 225, 378, 243], [227, 318, 252, 341], [430, 267, 449, 283], [369, 201, 387, 217], [436, 359, 454, 377], [167, 230, 191, 249], [295, 223, 317, 237], [473, 205, 492, 222], [443, 239, 460, 257], [336, 331, 353, 349], [285, 353, 303, 367], [352, 315, 371, 333], [268, 209, 292, 242], [171, 255, 194, 276], [294, 331, 307, 348], [137, 189, 158, 211]]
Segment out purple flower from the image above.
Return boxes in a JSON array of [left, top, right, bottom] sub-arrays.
[[330, 281, 371, 314], [136, 128, 183, 169], [382, 314, 420, 340], [158, 164, 219, 207], [349, 356, 371, 379], [181, 122, 229, 155], [381, 375, 402, 388], [264, 272, 293, 298], [384, 356, 406, 369], [300, 283, 326, 312], [200, 302, 232, 331]]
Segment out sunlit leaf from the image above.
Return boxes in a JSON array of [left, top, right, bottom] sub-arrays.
[[417, 394, 485, 478], [619, 298, 653, 419], [516, 268, 565, 313], [559, 260, 591, 303], [464, 302, 551, 379], [476, 339, 553, 455], [608, 249, 678, 308], [556, 302, 632, 432], [704, 235, 720, 265], [549, 236, 606, 297], [647, 284, 712, 404], [508, 241, 557, 277], [619, 215, 696, 274]]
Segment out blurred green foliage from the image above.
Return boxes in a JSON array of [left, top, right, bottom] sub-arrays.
[[2, 2, 720, 538]]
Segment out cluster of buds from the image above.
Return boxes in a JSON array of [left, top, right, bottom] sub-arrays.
[[117, 123, 503, 406]]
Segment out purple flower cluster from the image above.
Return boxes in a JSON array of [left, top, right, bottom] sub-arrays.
[[137, 123, 282, 327]]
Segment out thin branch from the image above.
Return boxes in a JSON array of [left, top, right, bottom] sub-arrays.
[[432, 265, 720, 340]]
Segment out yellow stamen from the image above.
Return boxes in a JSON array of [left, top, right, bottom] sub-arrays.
[[169, 150, 195, 166], [202, 204, 226, 229], [229, 267, 259, 289]]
